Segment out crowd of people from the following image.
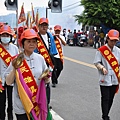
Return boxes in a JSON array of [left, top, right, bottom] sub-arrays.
[[0, 18, 120, 120], [0, 18, 66, 120]]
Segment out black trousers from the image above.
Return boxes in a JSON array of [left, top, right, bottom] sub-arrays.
[[15, 113, 28, 120], [52, 58, 63, 84], [73, 38, 78, 46], [100, 85, 118, 120], [0, 83, 13, 120], [94, 41, 100, 48]]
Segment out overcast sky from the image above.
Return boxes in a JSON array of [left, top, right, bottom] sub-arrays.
[[0, 0, 84, 15]]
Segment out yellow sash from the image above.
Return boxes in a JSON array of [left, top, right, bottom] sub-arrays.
[[0, 44, 12, 66], [37, 40, 54, 68], [98, 45, 119, 81], [55, 38, 63, 63], [19, 59, 40, 117]]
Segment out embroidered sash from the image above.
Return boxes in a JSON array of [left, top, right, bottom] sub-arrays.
[[19, 60, 40, 118], [0, 44, 12, 66], [98, 46, 119, 81], [55, 38, 63, 63], [37, 40, 54, 68]]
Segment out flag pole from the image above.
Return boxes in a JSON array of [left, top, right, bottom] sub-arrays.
[[16, 9, 19, 47]]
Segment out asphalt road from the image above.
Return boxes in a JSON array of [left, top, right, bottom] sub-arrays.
[[50, 45, 120, 120]]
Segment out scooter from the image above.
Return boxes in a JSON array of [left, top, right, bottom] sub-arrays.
[[77, 38, 84, 47], [68, 39, 74, 46]]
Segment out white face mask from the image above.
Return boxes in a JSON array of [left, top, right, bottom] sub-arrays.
[[1, 37, 10, 44]]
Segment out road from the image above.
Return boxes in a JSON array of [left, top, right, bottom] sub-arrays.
[[5, 46, 120, 120], [50, 46, 120, 120]]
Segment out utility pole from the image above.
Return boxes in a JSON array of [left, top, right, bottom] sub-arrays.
[[46, 0, 52, 18]]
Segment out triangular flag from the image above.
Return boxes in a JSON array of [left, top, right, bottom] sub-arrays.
[[18, 3, 26, 24]]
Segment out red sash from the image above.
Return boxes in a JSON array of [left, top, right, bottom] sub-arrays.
[[0, 44, 12, 66], [55, 38, 63, 63], [19, 60, 40, 117], [99, 45, 119, 82], [37, 40, 54, 68]]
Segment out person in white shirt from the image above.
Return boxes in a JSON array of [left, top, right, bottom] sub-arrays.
[[52, 25, 66, 87], [37, 17, 57, 105], [4, 29, 49, 120], [94, 29, 120, 120], [0, 25, 19, 120]]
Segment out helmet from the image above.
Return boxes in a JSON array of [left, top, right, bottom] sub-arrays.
[[107, 29, 119, 40], [0, 25, 12, 35], [39, 17, 49, 25], [19, 29, 40, 45], [54, 25, 61, 31]]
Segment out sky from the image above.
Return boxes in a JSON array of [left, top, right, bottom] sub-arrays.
[[0, 0, 83, 15], [0, 0, 84, 31]]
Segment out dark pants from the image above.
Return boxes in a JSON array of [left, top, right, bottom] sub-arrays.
[[52, 58, 63, 84], [94, 41, 100, 49], [100, 38, 104, 46], [100, 85, 118, 120], [73, 38, 78, 46], [0, 84, 13, 120], [15, 113, 28, 120]]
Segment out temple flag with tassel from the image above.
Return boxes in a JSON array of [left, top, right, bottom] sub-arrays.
[[26, 11, 30, 27], [18, 3, 26, 24], [31, 3, 35, 24]]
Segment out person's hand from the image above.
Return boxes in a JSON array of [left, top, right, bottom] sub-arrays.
[[12, 52, 24, 69], [0, 78, 2, 84], [102, 67, 108, 75], [0, 78, 4, 92], [118, 73, 120, 83], [38, 69, 51, 83]]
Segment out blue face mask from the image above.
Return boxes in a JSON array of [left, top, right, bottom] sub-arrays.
[[1, 37, 10, 44]]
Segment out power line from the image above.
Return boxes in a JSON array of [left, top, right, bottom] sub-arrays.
[[63, 1, 80, 8], [63, 5, 80, 11]]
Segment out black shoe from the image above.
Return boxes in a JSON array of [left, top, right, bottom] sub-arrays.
[[55, 80, 58, 84], [102, 116, 110, 120], [49, 106, 52, 109], [52, 83, 56, 87]]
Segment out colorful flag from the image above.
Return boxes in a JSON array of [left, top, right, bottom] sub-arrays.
[[15, 69, 33, 120], [31, 3, 35, 23], [36, 79, 48, 120], [18, 3, 26, 24], [35, 9, 39, 26], [26, 11, 30, 27]]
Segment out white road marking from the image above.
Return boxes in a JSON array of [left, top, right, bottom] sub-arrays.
[[51, 109, 64, 120]]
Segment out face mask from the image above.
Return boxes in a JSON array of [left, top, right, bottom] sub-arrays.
[[1, 37, 10, 44]]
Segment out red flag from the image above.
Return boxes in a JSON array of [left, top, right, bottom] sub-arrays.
[[18, 3, 26, 24], [31, 3, 35, 23]]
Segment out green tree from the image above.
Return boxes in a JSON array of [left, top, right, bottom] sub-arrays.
[[74, 0, 120, 31]]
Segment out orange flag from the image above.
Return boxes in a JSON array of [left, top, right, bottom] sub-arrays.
[[15, 70, 33, 120], [18, 3, 26, 24]]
